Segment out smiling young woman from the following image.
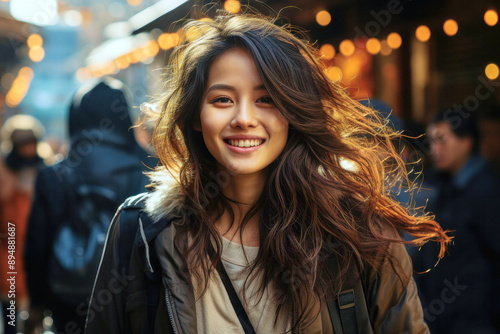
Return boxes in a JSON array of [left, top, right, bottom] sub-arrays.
[[86, 9, 451, 334]]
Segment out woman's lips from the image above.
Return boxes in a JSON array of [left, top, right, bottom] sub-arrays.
[[223, 138, 266, 153]]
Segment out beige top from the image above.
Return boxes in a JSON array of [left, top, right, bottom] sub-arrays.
[[194, 236, 289, 333], [194, 237, 326, 333]]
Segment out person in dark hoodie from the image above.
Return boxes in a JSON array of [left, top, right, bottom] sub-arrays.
[[24, 77, 155, 333], [413, 108, 500, 333]]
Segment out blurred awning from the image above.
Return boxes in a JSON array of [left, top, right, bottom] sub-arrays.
[[129, 0, 192, 35], [85, 32, 152, 66]]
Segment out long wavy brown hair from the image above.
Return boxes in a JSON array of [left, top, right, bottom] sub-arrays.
[[150, 9, 451, 329]]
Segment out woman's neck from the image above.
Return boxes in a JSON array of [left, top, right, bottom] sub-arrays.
[[216, 170, 267, 247]]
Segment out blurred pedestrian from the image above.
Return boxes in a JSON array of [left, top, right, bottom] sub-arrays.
[[24, 77, 154, 333], [413, 108, 500, 333], [87, 12, 449, 333], [0, 115, 45, 334], [478, 104, 500, 175]]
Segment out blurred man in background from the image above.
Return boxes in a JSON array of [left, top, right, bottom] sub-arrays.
[[414, 109, 500, 333], [24, 77, 155, 333]]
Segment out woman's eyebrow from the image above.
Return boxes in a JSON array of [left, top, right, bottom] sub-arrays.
[[206, 84, 235, 93], [206, 84, 267, 94]]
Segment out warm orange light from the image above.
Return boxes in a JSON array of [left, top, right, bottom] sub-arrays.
[[144, 40, 159, 58], [87, 64, 102, 77], [29, 46, 45, 62], [80, 9, 93, 25], [76, 68, 91, 83], [380, 40, 392, 56], [415, 25, 431, 42], [366, 38, 381, 55], [339, 40, 355, 57], [126, 53, 137, 64], [443, 19, 458, 36], [319, 44, 335, 60], [199, 17, 213, 22], [132, 48, 145, 62], [5, 67, 34, 108], [158, 33, 179, 50], [484, 10, 498, 26], [171, 32, 180, 47], [19, 67, 34, 79], [387, 32, 402, 49], [485, 63, 499, 80], [224, 0, 240, 14], [316, 10, 331, 26], [126, 0, 142, 6], [5, 96, 16, 108], [157, 33, 169, 50], [326, 67, 342, 82], [101, 62, 116, 75], [27, 34, 43, 48], [115, 55, 130, 69]]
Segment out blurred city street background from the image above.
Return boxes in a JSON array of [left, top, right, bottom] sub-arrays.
[[1, 0, 499, 149], [1, 0, 500, 333]]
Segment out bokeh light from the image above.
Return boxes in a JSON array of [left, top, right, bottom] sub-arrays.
[[27, 34, 43, 48], [443, 19, 458, 36], [126, 0, 142, 6], [380, 40, 392, 56], [316, 10, 331, 26], [5, 67, 34, 108], [224, 0, 241, 14], [115, 55, 130, 69], [143, 40, 159, 58], [29, 46, 45, 62], [484, 10, 498, 26], [319, 44, 335, 60], [326, 67, 342, 82], [485, 63, 499, 80], [387, 32, 402, 49], [415, 25, 431, 42], [339, 40, 355, 57], [158, 33, 179, 50], [366, 38, 381, 55]]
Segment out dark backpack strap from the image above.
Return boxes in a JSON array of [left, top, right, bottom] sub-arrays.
[[118, 207, 140, 272], [118, 205, 160, 334], [215, 260, 256, 334], [325, 251, 371, 334], [337, 286, 359, 334]]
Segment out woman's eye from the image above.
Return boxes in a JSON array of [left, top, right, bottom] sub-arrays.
[[211, 97, 232, 104], [257, 96, 274, 104]]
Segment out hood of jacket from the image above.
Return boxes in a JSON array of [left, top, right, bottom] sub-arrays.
[[65, 78, 154, 198], [69, 77, 137, 150]]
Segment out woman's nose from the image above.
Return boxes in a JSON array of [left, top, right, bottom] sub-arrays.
[[231, 101, 258, 129]]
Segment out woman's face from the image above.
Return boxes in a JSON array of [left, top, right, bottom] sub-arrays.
[[197, 48, 289, 176]]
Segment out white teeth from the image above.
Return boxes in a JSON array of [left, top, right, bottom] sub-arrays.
[[229, 139, 263, 147]]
